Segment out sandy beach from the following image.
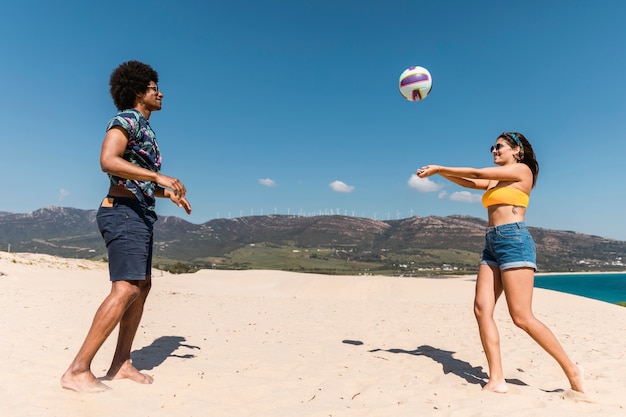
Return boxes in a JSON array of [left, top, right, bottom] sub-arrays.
[[1, 251, 625, 417]]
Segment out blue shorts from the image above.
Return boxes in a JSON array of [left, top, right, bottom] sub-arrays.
[[480, 222, 537, 271], [96, 196, 156, 281]]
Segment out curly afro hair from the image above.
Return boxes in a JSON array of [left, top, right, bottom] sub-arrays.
[[109, 60, 159, 111]]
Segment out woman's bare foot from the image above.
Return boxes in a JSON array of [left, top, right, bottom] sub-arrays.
[[61, 369, 111, 393], [568, 365, 586, 394], [105, 360, 154, 384], [483, 379, 509, 394]]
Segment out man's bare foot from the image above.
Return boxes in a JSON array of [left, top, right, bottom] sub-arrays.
[[61, 369, 111, 393], [568, 365, 586, 394], [105, 360, 154, 384], [483, 379, 509, 394]]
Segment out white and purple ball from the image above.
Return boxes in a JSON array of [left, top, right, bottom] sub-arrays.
[[399, 66, 433, 102]]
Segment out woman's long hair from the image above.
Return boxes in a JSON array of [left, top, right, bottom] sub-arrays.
[[499, 132, 539, 188]]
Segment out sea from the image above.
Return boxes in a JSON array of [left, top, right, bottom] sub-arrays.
[[534, 273, 626, 305]]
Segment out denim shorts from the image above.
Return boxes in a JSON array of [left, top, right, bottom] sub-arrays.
[[96, 196, 156, 281], [480, 222, 537, 271]]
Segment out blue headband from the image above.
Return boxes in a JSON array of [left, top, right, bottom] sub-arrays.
[[503, 132, 524, 161]]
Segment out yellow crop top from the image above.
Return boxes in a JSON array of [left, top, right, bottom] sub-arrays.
[[482, 187, 529, 208]]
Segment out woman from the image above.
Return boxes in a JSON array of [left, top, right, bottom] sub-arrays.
[[417, 132, 585, 394], [61, 61, 191, 392]]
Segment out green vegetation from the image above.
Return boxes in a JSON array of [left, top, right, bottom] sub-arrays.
[[154, 259, 200, 274], [211, 243, 378, 275], [183, 242, 480, 276]]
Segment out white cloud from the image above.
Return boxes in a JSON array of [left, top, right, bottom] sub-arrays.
[[258, 178, 277, 187], [58, 188, 70, 200], [408, 175, 480, 203], [449, 191, 482, 203], [329, 180, 355, 193], [407, 174, 443, 192]]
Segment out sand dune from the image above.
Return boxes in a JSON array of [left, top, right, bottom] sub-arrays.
[[1, 251, 624, 416]]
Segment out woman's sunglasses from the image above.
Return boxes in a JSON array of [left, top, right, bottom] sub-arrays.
[[490, 143, 507, 153]]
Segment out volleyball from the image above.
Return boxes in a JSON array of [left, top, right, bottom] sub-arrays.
[[399, 66, 433, 101]]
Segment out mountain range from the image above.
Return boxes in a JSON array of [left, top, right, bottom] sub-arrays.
[[1, 206, 624, 275]]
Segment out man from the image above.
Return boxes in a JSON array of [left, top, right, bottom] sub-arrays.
[[61, 60, 191, 392]]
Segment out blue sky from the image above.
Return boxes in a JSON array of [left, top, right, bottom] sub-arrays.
[[1, 0, 625, 240]]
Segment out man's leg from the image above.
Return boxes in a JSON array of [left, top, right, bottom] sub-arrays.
[[60, 280, 142, 392], [105, 275, 154, 384]]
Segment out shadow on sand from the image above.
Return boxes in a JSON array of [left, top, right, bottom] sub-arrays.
[[351, 342, 527, 388], [131, 335, 200, 371]]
